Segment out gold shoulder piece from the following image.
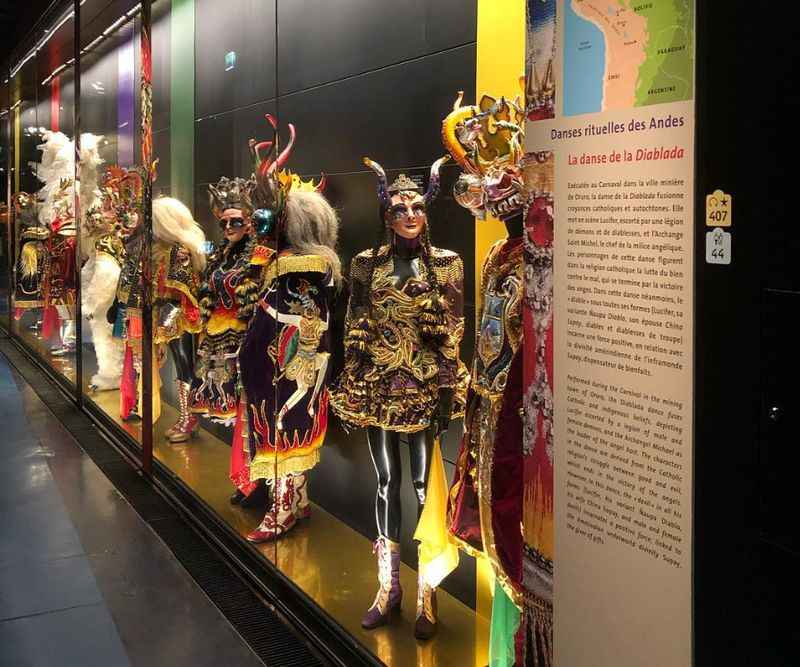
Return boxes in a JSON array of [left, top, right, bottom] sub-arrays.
[[276, 253, 329, 276]]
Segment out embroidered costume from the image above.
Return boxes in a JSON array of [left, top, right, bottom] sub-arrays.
[[332, 241, 468, 433], [12, 192, 48, 315], [330, 155, 466, 640], [80, 141, 128, 392], [31, 132, 79, 352], [442, 91, 553, 666], [190, 176, 261, 426], [233, 116, 340, 544], [112, 172, 205, 428]]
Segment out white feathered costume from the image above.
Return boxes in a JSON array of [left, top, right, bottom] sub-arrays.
[[79, 135, 127, 390]]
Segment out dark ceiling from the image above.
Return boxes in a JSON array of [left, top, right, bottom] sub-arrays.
[[0, 0, 56, 68]]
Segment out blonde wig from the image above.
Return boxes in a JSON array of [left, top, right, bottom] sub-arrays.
[[152, 197, 207, 273]]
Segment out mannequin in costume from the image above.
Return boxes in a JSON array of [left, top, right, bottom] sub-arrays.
[[236, 119, 339, 539], [79, 140, 130, 392], [190, 176, 261, 426], [12, 192, 48, 320], [331, 156, 468, 639], [112, 174, 205, 435], [152, 197, 206, 442], [111, 167, 148, 420], [236, 118, 340, 542], [521, 150, 554, 667], [443, 91, 553, 667], [32, 131, 78, 354]]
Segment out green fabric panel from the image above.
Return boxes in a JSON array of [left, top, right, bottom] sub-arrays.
[[170, 0, 194, 207], [489, 580, 521, 667]]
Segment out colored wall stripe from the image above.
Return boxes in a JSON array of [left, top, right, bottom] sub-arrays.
[[50, 76, 60, 132], [475, 0, 526, 297], [169, 0, 195, 207]]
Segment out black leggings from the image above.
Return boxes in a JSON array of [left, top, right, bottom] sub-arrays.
[[168, 332, 195, 384], [366, 426, 433, 543]]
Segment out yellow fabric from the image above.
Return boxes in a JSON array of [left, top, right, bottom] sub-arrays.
[[205, 310, 247, 336], [250, 448, 321, 481], [413, 439, 460, 588], [261, 253, 329, 285], [474, 0, 526, 625]]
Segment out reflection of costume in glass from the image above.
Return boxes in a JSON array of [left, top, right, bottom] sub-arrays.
[[331, 158, 466, 640]]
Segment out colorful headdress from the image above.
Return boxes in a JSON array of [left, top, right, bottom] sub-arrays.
[[248, 114, 325, 238], [101, 165, 145, 237], [441, 91, 526, 220], [208, 176, 256, 220]]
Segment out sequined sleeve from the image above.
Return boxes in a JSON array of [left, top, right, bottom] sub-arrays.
[[434, 252, 465, 389], [344, 252, 372, 329], [337, 250, 378, 376]]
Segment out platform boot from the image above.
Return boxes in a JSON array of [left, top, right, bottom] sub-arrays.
[[167, 380, 199, 443], [414, 564, 438, 640], [246, 474, 300, 543], [361, 537, 402, 629], [293, 472, 311, 520]]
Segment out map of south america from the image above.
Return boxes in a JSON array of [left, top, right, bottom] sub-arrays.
[[564, 0, 693, 115]]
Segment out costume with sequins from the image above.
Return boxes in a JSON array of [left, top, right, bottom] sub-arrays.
[[331, 245, 467, 432]]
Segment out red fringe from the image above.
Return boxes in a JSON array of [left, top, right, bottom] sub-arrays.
[[119, 345, 138, 419], [41, 306, 61, 342], [229, 401, 257, 495]]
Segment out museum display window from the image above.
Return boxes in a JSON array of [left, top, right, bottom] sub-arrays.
[[142, 1, 504, 663], [77, 0, 147, 446], [3, 1, 559, 665], [6, 4, 79, 388], [1, 79, 9, 326]]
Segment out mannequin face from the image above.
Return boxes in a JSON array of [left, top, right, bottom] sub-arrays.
[[387, 192, 427, 240], [220, 207, 250, 244]]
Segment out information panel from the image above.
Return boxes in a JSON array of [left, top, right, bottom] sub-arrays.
[[526, 2, 695, 665]]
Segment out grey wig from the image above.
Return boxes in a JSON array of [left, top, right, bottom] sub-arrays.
[[283, 189, 342, 286]]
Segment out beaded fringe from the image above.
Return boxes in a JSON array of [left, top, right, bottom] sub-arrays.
[[523, 597, 553, 667]]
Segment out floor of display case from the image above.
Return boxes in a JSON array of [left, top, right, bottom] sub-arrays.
[[12, 321, 77, 386], [8, 317, 491, 662], [83, 387, 490, 666]]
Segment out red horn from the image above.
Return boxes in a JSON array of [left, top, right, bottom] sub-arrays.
[[269, 123, 296, 174]]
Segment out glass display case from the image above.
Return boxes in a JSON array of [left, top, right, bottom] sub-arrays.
[[7, 5, 78, 387], [78, 0, 146, 445], [1, 2, 547, 665]]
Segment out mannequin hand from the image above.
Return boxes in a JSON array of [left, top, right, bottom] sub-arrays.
[[432, 388, 454, 438]]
